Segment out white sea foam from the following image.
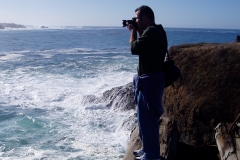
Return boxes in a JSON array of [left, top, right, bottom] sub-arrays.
[[37, 48, 126, 55], [0, 53, 24, 61], [0, 59, 135, 159], [0, 26, 122, 32], [0, 48, 128, 58], [39, 53, 53, 59], [0, 27, 137, 159]]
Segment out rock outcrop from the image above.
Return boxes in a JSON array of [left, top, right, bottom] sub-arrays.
[[81, 42, 240, 159], [81, 82, 137, 131], [81, 82, 135, 111], [163, 42, 240, 147], [123, 42, 240, 160], [0, 23, 26, 29]]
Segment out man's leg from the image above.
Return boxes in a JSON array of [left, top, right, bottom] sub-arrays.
[[137, 91, 160, 159], [133, 99, 144, 157]]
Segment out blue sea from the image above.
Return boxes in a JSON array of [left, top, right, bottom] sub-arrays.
[[0, 26, 239, 160]]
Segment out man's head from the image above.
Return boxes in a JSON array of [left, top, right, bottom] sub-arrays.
[[135, 5, 155, 30]]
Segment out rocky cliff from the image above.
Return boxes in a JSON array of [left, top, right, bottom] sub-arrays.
[[82, 42, 240, 159], [163, 42, 240, 146], [122, 42, 240, 160]]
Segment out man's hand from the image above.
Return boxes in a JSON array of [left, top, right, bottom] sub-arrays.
[[127, 23, 144, 42], [127, 23, 136, 31]]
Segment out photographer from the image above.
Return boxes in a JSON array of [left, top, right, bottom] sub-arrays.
[[126, 5, 166, 160]]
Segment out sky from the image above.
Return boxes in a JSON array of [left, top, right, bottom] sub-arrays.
[[0, 0, 240, 29]]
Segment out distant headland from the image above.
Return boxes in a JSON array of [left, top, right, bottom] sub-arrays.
[[0, 23, 26, 29]]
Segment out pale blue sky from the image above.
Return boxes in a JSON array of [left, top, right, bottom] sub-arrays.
[[0, 0, 239, 29]]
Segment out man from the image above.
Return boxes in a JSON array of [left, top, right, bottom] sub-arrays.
[[127, 5, 166, 160]]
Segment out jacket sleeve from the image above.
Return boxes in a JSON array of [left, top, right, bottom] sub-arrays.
[[130, 28, 154, 55]]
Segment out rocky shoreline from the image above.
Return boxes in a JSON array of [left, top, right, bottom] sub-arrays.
[[134, 42, 240, 160], [91, 42, 240, 160]]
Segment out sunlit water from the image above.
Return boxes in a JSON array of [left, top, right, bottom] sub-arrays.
[[0, 26, 239, 159]]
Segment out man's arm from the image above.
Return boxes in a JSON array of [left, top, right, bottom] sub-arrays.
[[127, 24, 143, 43], [129, 29, 137, 43], [130, 27, 153, 55]]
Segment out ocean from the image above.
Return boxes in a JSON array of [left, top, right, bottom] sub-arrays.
[[0, 26, 239, 160]]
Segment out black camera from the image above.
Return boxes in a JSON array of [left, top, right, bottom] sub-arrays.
[[122, 17, 138, 29]]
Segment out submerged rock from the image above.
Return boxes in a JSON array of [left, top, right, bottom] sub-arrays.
[[81, 82, 137, 131]]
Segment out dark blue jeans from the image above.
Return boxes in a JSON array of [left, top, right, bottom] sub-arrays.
[[134, 73, 165, 159]]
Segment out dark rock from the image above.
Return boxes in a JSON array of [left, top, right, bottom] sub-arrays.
[[123, 116, 219, 160], [123, 126, 142, 160], [163, 43, 240, 147], [121, 113, 137, 131], [176, 142, 219, 160], [82, 82, 135, 111], [159, 116, 179, 160], [81, 83, 137, 133]]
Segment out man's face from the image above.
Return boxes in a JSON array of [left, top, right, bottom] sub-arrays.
[[135, 10, 145, 30]]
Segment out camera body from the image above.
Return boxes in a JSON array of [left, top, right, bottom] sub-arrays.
[[122, 17, 138, 29]]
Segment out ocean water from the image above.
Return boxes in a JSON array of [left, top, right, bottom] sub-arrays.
[[0, 26, 239, 160]]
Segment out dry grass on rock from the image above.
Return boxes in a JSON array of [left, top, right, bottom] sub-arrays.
[[163, 42, 240, 146]]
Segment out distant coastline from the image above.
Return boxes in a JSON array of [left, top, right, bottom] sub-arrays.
[[0, 23, 26, 29]]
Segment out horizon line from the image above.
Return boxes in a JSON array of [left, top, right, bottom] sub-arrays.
[[1, 23, 240, 30]]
